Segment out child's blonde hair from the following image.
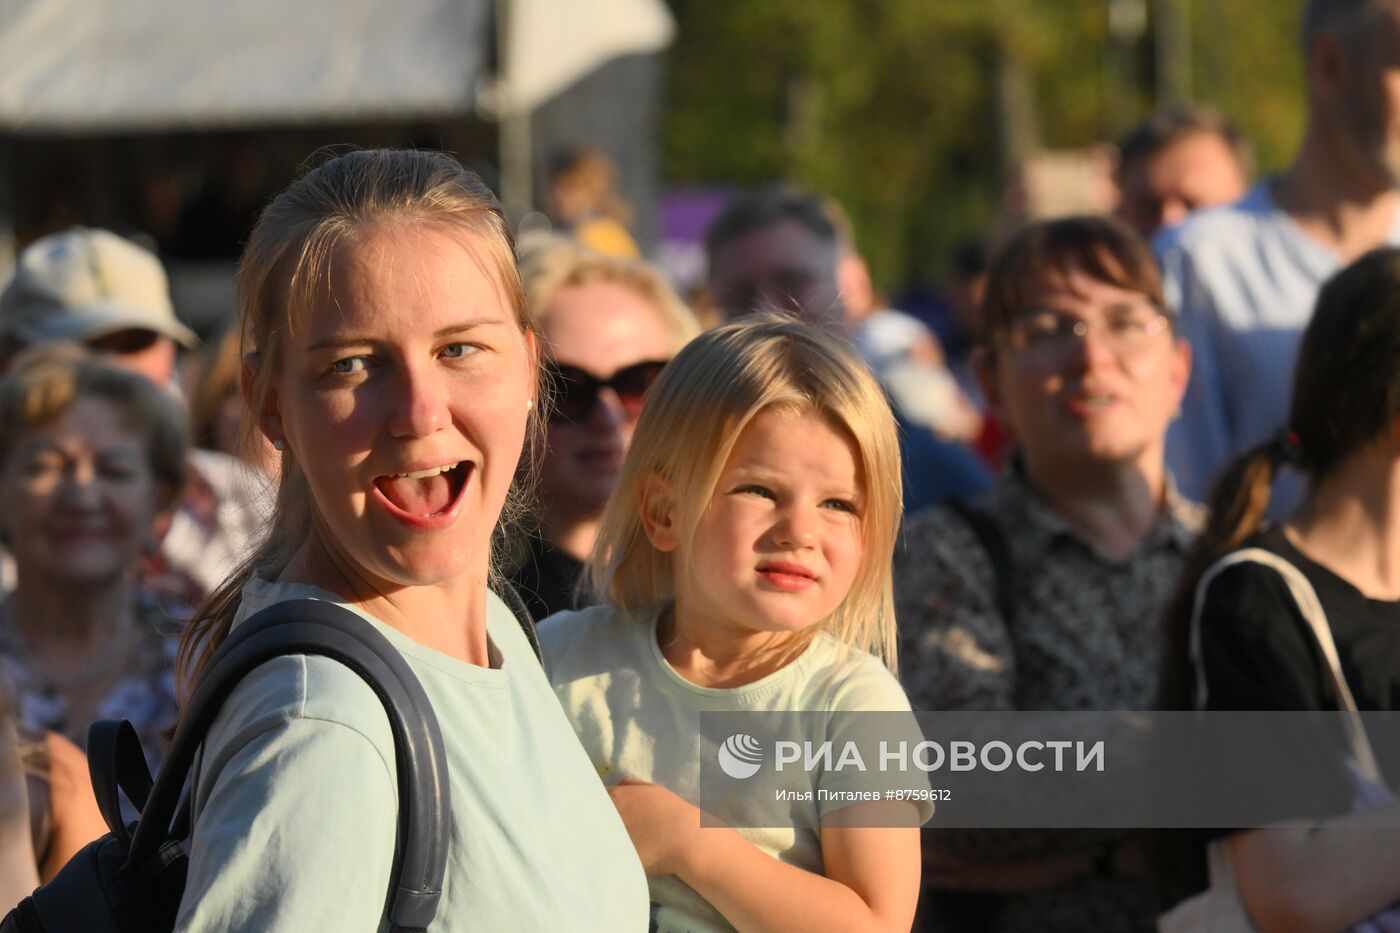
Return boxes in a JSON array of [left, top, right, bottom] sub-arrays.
[[588, 313, 903, 668]]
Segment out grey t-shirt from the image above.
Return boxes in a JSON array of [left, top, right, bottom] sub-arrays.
[[176, 576, 649, 932]]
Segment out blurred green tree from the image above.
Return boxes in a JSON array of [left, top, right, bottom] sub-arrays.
[[663, 0, 1305, 292]]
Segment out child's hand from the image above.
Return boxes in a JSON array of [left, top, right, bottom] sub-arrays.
[[607, 778, 701, 876]]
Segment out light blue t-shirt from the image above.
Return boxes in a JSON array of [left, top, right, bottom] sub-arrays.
[[1156, 182, 1400, 507], [538, 603, 930, 933], [175, 576, 649, 932]]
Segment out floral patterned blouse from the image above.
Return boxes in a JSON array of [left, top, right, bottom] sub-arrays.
[[894, 468, 1202, 933], [0, 588, 184, 772]]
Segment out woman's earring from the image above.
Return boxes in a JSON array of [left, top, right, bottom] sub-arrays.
[[526, 399, 534, 412], [273, 438, 287, 451]]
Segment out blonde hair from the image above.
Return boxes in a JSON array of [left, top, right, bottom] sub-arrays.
[[0, 343, 188, 510], [520, 240, 700, 354], [587, 314, 903, 668], [177, 148, 545, 699]]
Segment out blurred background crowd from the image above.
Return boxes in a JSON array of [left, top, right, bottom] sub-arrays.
[[3, 0, 1400, 930]]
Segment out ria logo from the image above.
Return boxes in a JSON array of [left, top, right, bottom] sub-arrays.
[[718, 733, 764, 779]]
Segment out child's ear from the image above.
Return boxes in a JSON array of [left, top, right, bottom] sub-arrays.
[[638, 471, 679, 553]]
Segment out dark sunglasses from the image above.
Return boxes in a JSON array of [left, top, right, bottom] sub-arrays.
[[546, 359, 668, 424], [86, 328, 163, 355]]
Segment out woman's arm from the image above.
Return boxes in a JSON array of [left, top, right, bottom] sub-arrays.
[[39, 731, 106, 880], [1195, 563, 1400, 930], [610, 780, 920, 933], [1230, 811, 1400, 933], [0, 720, 38, 911], [176, 715, 398, 932]]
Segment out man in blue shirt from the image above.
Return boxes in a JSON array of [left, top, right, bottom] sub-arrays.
[[1159, 0, 1400, 506]]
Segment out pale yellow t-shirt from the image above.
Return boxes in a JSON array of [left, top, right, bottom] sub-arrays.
[[539, 603, 930, 933]]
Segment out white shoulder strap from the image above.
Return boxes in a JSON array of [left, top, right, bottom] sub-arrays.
[[1190, 547, 1383, 784]]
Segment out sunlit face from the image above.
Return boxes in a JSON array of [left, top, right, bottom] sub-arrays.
[[1117, 131, 1248, 237], [86, 330, 179, 389], [266, 221, 534, 591], [708, 219, 844, 327], [672, 408, 865, 647], [987, 265, 1190, 473], [0, 396, 164, 587], [539, 280, 673, 521]]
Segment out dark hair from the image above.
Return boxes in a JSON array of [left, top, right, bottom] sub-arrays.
[[979, 215, 1166, 352], [1116, 106, 1252, 182], [1301, 0, 1396, 54], [704, 188, 838, 268]]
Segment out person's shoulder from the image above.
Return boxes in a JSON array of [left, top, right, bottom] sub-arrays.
[[1156, 184, 1277, 258], [901, 499, 984, 554], [1196, 540, 1303, 626], [202, 646, 397, 777], [798, 635, 912, 712], [186, 447, 254, 496], [537, 603, 643, 669], [898, 489, 1006, 584]]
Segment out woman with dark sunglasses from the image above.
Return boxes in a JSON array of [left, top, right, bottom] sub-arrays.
[[510, 240, 701, 620]]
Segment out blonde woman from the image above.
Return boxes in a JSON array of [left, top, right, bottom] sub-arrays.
[[172, 150, 647, 930], [510, 241, 699, 619], [540, 316, 928, 933]]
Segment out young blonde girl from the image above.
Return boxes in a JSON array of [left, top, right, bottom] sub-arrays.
[[539, 314, 928, 933]]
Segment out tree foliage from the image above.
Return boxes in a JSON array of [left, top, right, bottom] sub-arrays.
[[663, 0, 1305, 290]]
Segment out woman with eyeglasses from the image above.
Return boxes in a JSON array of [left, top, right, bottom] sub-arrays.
[[510, 241, 701, 621], [893, 216, 1198, 933]]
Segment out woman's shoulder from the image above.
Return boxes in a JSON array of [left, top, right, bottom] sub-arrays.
[[895, 502, 997, 608], [199, 648, 397, 785], [798, 635, 913, 713], [537, 603, 649, 669], [899, 500, 986, 556], [1196, 534, 1307, 620]]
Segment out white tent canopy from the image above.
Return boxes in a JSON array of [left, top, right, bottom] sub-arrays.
[[0, 0, 673, 134], [0, 0, 491, 132], [492, 0, 674, 116]]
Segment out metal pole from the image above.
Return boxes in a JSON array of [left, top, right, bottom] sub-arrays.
[[1154, 0, 1191, 107], [496, 0, 533, 222], [1105, 0, 1148, 135]]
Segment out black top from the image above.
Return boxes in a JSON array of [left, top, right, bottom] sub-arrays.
[[1198, 526, 1400, 715], [506, 535, 588, 624], [1195, 526, 1400, 823]]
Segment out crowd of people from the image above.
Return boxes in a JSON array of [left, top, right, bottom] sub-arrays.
[[0, 0, 1398, 930]]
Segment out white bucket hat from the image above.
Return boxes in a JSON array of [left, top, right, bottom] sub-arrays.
[[0, 227, 198, 349]]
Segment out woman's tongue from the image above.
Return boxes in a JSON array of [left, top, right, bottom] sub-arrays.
[[377, 472, 455, 516]]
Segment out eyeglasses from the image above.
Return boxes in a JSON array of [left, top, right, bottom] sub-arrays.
[[86, 328, 163, 355], [546, 359, 668, 425], [1002, 307, 1170, 362]]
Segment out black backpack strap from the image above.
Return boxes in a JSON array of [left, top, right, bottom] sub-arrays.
[[127, 599, 449, 933], [945, 499, 1017, 630], [85, 720, 154, 849], [492, 579, 542, 664]]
